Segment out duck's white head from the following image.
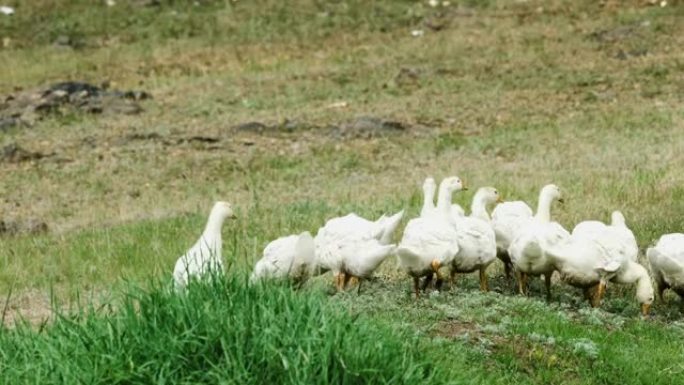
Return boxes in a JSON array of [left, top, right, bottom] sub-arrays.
[[423, 177, 436, 193], [441, 176, 466, 193], [541, 184, 564, 204], [476, 187, 503, 205], [611, 211, 626, 227], [211, 201, 237, 220], [637, 281, 655, 316]]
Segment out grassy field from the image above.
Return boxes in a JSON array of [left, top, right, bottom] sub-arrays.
[[2, 0, 684, 383]]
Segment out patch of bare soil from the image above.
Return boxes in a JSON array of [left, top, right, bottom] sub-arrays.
[[1, 288, 112, 328], [233, 116, 413, 139], [435, 319, 482, 338], [1, 289, 54, 328], [0, 218, 48, 235]]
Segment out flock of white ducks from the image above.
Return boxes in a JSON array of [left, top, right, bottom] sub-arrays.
[[172, 179, 684, 316]]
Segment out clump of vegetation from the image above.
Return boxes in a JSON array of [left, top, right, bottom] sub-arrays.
[[0, 276, 441, 384]]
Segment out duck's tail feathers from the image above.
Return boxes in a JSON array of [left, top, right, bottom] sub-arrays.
[[379, 210, 404, 244], [363, 243, 396, 270], [396, 245, 422, 267]]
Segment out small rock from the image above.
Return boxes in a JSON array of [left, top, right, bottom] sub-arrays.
[[589, 25, 637, 43], [122, 90, 152, 100], [338, 116, 409, 138], [233, 121, 268, 133], [186, 136, 220, 144], [49, 81, 102, 96], [53, 35, 74, 47], [0, 117, 19, 131]]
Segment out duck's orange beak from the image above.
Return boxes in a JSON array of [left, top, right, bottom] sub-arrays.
[[641, 303, 651, 316], [431, 259, 441, 273], [595, 281, 606, 306]]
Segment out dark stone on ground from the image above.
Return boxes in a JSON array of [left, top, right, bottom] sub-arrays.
[[233, 121, 269, 133], [615, 48, 648, 60], [231, 116, 410, 139], [185, 136, 220, 144], [589, 26, 637, 43], [0, 81, 152, 130], [0, 117, 19, 132], [337, 116, 409, 138]]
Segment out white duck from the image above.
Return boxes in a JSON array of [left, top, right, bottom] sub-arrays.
[[611, 260, 654, 316], [336, 240, 396, 293], [544, 235, 623, 307], [313, 210, 404, 288], [396, 176, 466, 298], [549, 212, 653, 314], [572, 211, 638, 263], [315, 210, 403, 249], [449, 187, 500, 291], [508, 184, 569, 299], [420, 176, 465, 219], [647, 233, 684, 302], [250, 231, 316, 284], [173, 201, 236, 289], [491, 200, 534, 278]]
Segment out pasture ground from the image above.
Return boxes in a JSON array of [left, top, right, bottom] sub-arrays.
[[1, 1, 684, 383]]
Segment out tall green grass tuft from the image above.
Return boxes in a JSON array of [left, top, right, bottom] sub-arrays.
[[0, 275, 440, 384]]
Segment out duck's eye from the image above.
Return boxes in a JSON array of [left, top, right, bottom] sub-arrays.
[[494, 190, 498, 195]]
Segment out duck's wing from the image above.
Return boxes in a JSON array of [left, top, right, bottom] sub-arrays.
[[544, 222, 571, 246], [492, 201, 534, 220], [251, 235, 298, 281], [648, 239, 684, 283], [456, 217, 497, 261], [398, 217, 460, 268], [492, 202, 534, 250], [572, 221, 607, 239]]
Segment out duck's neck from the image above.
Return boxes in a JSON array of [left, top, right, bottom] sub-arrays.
[[422, 186, 436, 214], [611, 214, 626, 228], [470, 193, 490, 221], [535, 191, 553, 223], [203, 210, 225, 240], [626, 263, 653, 302], [436, 184, 454, 216], [615, 262, 647, 285]]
